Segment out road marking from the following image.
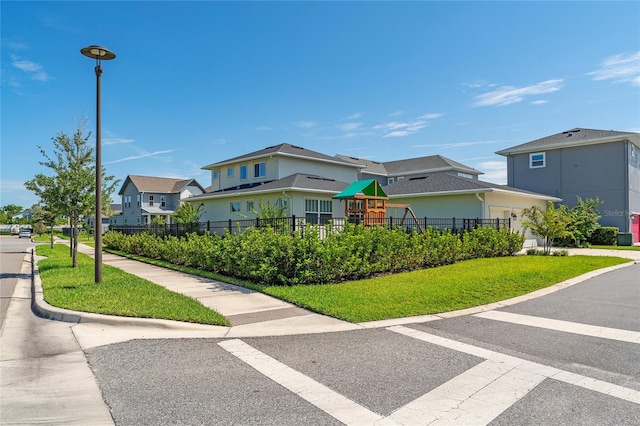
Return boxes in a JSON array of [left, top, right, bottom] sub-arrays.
[[218, 339, 384, 426], [221, 329, 640, 425], [382, 359, 545, 425], [473, 310, 640, 344], [388, 326, 640, 405]]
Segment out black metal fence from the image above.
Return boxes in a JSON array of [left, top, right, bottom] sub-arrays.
[[110, 216, 511, 238]]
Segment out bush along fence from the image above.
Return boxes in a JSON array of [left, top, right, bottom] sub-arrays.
[[110, 216, 511, 238], [104, 222, 525, 286]]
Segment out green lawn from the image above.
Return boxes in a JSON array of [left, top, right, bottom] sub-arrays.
[[104, 248, 630, 323], [36, 244, 229, 325], [590, 245, 640, 251]]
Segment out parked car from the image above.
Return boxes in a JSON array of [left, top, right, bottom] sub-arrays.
[[18, 229, 32, 239]]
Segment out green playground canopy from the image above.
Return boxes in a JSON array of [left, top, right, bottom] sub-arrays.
[[333, 179, 387, 199]]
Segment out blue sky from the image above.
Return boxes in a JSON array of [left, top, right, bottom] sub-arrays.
[[2, 1, 639, 209]]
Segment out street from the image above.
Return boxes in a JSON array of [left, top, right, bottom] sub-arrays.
[[1, 236, 639, 425]]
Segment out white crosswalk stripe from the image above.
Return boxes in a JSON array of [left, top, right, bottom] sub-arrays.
[[473, 310, 640, 344]]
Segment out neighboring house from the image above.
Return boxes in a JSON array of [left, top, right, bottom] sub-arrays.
[[12, 209, 33, 221], [496, 128, 640, 243], [87, 203, 122, 233], [383, 172, 560, 244], [189, 143, 558, 245], [118, 175, 205, 225], [336, 154, 483, 185]]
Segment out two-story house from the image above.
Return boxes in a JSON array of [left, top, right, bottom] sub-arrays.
[[190, 143, 557, 246], [194, 144, 362, 223], [336, 154, 483, 185], [496, 128, 640, 243], [118, 175, 205, 225]]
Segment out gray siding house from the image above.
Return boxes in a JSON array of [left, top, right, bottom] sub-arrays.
[[496, 128, 640, 243], [118, 175, 205, 225]]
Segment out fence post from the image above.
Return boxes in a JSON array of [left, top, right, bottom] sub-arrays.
[[228, 219, 232, 234], [452, 217, 456, 233], [291, 215, 296, 233], [207, 220, 210, 234], [496, 218, 499, 230]]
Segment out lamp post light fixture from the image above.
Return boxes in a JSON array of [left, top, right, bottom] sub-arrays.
[[81, 45, 116, 284]]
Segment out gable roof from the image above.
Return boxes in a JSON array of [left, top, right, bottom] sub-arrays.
[[383, 172, 560, 201], [202, 143, 362, 170], [118, 175, 204, 195], [496, 128, 640, 156], [189, 173, 351, 200], [333, 179, 387, 199], [335, 154, 482, 176]]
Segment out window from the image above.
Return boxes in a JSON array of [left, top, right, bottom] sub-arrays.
[[161, 195, 166, 207], [230, 202, 241, 213], [246, 200, 254, 212], [136, 194, 140, 207], [254, 162, 266, 178], [240, 165, 247, 180], [388, 178, 395, 185], [279, 198, 288, 208], [149, 195, 154, 206], [213, 170, 220, 179], [305, 199, 332, 224], [530, 152, 546, 168], [227, 167, 234, 177]]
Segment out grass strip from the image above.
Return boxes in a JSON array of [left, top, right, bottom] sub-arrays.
[[105, 247, 630, 323], [36, 244, 229, 326], [261, 255, 630, 322]]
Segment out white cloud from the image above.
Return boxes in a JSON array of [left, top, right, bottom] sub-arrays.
[[335, 122, 363, 131], [473, 79, 564, 107], [418, 113, 445, 120], [384, 130, 411, 138], [476, 160, 507, 185], [588, 51, 640, 86], [388, 110, 404, 117], [346, 112, 363, 120], [296, 121, 317, 128], [7, 41, 29, 50], [105, 150, 176, 164], [103, 137, 134, 146], [10, 54, 51, 81], [374, 119, 427, 137], [531, 100, 548, 105]]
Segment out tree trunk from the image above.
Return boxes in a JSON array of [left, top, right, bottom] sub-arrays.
[[71, 216, 78, 268]]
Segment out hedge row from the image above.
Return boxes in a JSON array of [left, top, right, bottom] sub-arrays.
[[588, 226, 618, 246], [103, 224, 525, 286]]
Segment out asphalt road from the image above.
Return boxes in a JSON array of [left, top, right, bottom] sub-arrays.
[[0, 235, 33, 329], [85, 263, 640, 425]]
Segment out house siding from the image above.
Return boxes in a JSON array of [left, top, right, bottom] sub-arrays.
[[507, 141, 633, 232]]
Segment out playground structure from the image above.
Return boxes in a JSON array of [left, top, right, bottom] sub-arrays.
[[333, 179, 423, 234]]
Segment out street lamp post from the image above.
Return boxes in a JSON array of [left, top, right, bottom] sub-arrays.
[[81, 45, 116, 284]]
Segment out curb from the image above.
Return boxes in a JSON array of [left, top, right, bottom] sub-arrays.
[[30, 248, 224, 331], [29, 248, 639, 333]]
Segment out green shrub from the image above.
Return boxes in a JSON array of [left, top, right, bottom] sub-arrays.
[[103, 224, 525, 286], [589, 226, 618, 245]]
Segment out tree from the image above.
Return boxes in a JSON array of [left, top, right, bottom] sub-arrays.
[[173, 202, 203, 233], [1, 204, 23, 223], [31, 204, 59, 248], [249, 199, 287, 220], [568, 196, 603, 245], [25, 122, 119, 268], [521, 201, 573, 254]]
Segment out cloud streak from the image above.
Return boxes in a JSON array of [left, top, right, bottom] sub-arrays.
[[588, 51, 640, 86], [105, 150, 176, 164], [10, 55, 51, 81], [473, 79, 563, 107]]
